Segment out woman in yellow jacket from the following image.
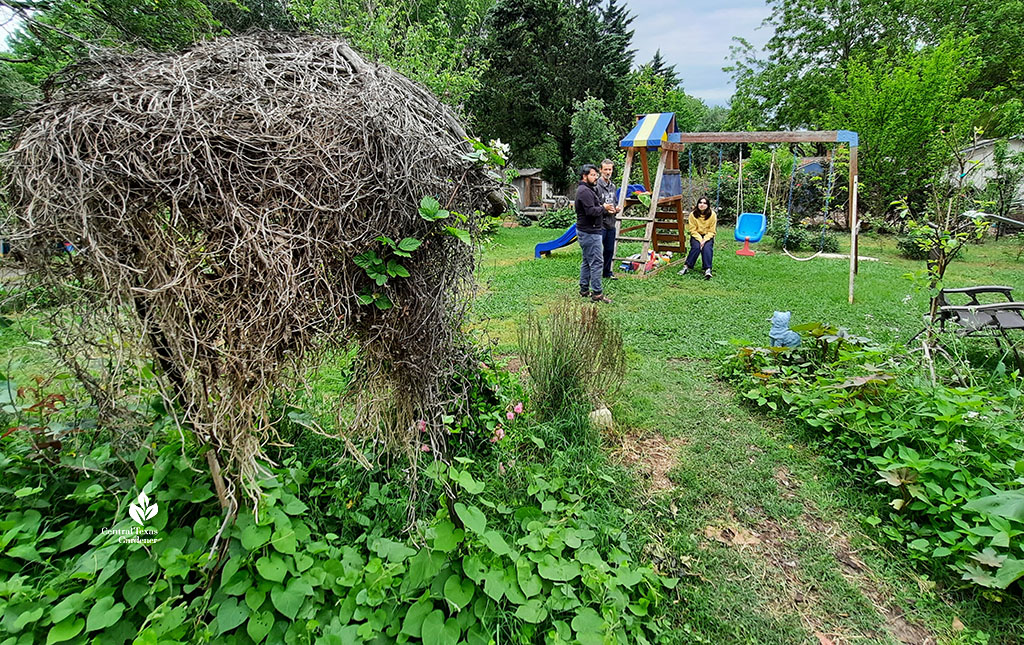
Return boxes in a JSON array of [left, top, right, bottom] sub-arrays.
[[679, 196, 716, 279]]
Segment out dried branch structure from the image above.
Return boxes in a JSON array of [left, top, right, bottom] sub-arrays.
[[3, 34, 495, 500]]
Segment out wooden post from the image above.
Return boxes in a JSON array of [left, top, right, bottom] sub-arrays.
[[640, 148, 651, 189], [614, 148, 636, 265], [848, 146, 859, 304]]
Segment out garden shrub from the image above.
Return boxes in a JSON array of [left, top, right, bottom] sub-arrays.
[[0, 342, 675, 644], [722, 329, 1024, 591], [517, 299, 626, 419], [896, 227, 933, 260], [766, 219, 839, 253], [538, 207, 575, 230]]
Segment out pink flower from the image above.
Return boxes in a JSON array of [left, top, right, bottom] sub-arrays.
[[513, 402, 523, 414], [495, 427, 505, 440], [489, 436, 497, 443], [417, 419, 427, 433], [506, 411, 515, 421], [420, 444, 430, 452]]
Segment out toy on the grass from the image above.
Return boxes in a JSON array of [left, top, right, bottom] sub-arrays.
[[768, 311, 801, 348], [619, 249, 672, 273]]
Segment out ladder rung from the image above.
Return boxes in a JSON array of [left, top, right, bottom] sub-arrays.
[[616, 236, 648, 242], [619, 216, 654, 221]]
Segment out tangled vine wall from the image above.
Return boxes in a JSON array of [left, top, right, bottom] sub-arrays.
[[4, 34, 497, 504]]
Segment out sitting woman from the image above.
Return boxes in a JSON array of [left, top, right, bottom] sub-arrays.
[[679, 196, 717, 279]]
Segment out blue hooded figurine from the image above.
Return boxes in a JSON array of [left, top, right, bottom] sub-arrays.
[[769, 311, 801, 348]]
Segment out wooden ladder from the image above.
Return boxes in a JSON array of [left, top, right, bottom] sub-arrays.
[[611, 148, 677, 276]]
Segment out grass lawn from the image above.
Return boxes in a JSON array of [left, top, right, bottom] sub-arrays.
[[475, 224, 1024, 644]]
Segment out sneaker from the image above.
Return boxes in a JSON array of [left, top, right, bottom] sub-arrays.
[[678, 266, 689, 276], [580, 290, 590, 298], [704, 269, 712, 280], [604, 274, 618, 280], [591, 293, 613, 303]]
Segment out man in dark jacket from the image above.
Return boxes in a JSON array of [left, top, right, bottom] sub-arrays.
[[576, 164, 617, 303], [595, 158, 618, 280]]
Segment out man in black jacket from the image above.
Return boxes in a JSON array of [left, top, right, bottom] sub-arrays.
[[575, 164, 617, 303]]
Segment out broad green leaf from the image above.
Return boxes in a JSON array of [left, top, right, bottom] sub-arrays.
[[516, 559, 542, 597], [571, 607, 605, 638], [373, 537, 416, 563], [482, 568, 507, 602], [462, 555, 487, 584], [50, 594, 84, 625], [400, 598, 434, 637], [443, 574, 475, 611], [270, 526, 297, 554], [241, 523, 271, 550], [515, 598, 547, 623], [404, 549, 445, 591], [419, 196, 441, 220], [421, 610, 460, 645], [255, 554, 287, 583], [271, 578, 312, 619], [46, 617, 84, 645], [245, 588, 267, 612], [445, 226, 472, 245], [86, 596, 124, 632], [432, 521, 464, 553], [480, 530, 510, 556], [537, 555, 581, 582], [398, 237, 422, 252], [247, 610, 275, 643], [995, 558, 1024, 589], [964, 491, 1024, 522], [59, 524, 93, 552], [216, 597, 249, 634], [454, 503, 487, 534]]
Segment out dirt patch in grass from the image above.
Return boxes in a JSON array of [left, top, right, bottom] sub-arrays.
[[609, 430, 686, 493]]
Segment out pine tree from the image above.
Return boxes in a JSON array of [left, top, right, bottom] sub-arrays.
[[648, 49, 681, 88]]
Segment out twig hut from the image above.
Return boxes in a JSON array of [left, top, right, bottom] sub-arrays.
[[4, 34, 497, 505]]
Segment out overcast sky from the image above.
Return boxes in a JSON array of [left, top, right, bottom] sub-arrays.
[[625, 0, 773, 106]]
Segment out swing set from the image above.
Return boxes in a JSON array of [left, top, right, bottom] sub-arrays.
[[659, 130, 862, 303]]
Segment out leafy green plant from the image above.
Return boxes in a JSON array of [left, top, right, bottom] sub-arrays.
[[538, 207, 575, 230], [721, 330, 1024, 592]]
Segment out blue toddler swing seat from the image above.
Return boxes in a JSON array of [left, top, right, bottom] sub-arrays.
[[735, 213, 766, 256]]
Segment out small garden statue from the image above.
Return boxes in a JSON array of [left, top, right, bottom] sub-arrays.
[[769, 311, 801, 348]]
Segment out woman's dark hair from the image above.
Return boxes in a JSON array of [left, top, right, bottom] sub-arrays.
[[692, 196, 713, 219]]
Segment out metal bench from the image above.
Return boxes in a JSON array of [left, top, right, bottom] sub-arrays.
[[929, 286, 1024, 365]]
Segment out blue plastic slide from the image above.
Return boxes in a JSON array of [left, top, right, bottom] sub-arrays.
[[534, 224, 578, 259]]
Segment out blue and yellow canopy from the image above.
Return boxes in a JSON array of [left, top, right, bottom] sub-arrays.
[[619, 113, 676, 149]]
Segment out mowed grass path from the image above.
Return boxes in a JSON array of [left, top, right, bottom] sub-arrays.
[[475, 225, 1024, 644]]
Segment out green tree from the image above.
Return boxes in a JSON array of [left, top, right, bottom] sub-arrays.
[[470, 0, 636, 191], [288, 0, 491, 107], [646, 49, 680, 88], [822, 39, 982, 218], [570, 95, 618, 178], [726, 0, 916, 129], [628, 65, 708, 132]]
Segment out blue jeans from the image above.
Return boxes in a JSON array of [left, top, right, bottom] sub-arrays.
[[578, 231, 604, 294], [685, 237, 713, 271], [602, 227, 617, 277]]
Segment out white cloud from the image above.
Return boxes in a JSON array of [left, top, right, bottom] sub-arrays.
[[625, 0, 773, 106]]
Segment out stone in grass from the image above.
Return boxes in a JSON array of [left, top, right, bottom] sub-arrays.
[[589, 407, 613, 431]]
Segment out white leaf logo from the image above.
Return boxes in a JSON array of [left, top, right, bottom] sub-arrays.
[[128, 491, 158, 526]]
